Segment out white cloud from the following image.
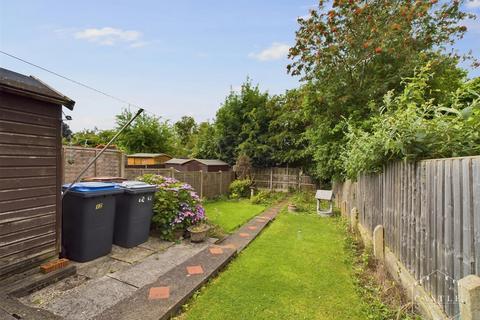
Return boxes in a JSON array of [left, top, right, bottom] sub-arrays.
[[74, 27, 144, 46], [466, 0, 480, 8], [248, 42, 290, 61]]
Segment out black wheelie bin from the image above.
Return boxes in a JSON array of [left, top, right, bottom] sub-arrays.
[[62, 182, 123, 262], [113, 181, 157, 248]]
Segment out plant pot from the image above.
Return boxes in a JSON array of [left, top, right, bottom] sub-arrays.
[[288, 204, 298, 212], [173, 228, 185, 241], [187, 225, 210, 243]]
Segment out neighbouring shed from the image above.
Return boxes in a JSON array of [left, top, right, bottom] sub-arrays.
[[164, 158, 231, 172], [0, 67, 75, 279], [127, 153, 172, 166]]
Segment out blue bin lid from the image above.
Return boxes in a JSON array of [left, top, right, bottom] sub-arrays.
[[62, 182, 119, 192]]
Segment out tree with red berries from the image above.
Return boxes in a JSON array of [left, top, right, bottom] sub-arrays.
[[287, 0, 475, 182]]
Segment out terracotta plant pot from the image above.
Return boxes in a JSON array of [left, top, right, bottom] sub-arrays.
[[187, 224, 210, 243]]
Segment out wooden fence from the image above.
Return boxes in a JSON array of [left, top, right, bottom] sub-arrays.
[[62, 146, 124, 183], [124, 167, 234, 199], [251, 167, 316, 191], [333, 156, 480, 318]]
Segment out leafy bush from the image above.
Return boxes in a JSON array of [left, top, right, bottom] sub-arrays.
[[229, 179, 252, 199], [251, 190, 286, 205], [342, 63, 480, 179], [290, 191, 316, 213], [139, 174, 206, 240]]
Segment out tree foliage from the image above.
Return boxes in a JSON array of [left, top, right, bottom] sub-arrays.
[[191, 121, 219, 159], [342, 63, 480, 179], [215, 80, 271, 166], [115, 109, 175, 154]]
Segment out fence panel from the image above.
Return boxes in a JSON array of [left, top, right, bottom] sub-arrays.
[[62, 146, 123, 183], [251, 167, 315, 191], [333, 155, 480, 318], [124, 168, 233, 199]]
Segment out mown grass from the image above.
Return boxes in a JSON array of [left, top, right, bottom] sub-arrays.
[[204, 199, 267, 233], [179, 210, 365, 320]]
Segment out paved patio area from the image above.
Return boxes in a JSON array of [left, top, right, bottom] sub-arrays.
[[3, 202, 286, 320], [18, 237, 215, 320]]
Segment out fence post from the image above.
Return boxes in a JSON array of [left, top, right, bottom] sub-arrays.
[[93, 149, 98, 177], [350, 207, 359, 232], [200, 170, 204, 199], [458, 275, 480, 320], [120, 153, 125, 178], [298, 172, 301, 190], [270, 168, 273, 190], [219, 171, 222, 194], [373, 225, 385, 261]]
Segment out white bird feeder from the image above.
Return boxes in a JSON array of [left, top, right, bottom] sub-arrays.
[[315, 190, 333, 217]]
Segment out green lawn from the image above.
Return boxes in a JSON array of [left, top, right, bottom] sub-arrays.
[[204, 199, 267, 233], [180, 212, 365, 320]]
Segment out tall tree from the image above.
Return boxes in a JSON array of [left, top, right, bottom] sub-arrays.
[[115, 109, 175, 154], [191, 121, 219, 159], [287, 0, 473, 181], [173, 116, 198, 157], [215, 80, 270, 166]]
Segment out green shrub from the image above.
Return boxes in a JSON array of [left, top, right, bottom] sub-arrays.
[[139, 174, 206, 240], [229, 179, 252, 199], [290, 191, 316, 213], [342, 63, 480, 179], [251, 190, 286, 205]]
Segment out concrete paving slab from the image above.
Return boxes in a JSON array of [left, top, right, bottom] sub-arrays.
[[41, 276, 136, 320], [110, 245, 155, 264], [107, 241, 211, 288], [138, 238, 174, 252], [0, 295, 59, 320], [74, 256, 130, 279], [20, 274, 89, 308]]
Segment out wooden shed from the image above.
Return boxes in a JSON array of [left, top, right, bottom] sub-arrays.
[[127, 153, 172, 166], [164, 158, 231, 172], [0, 67, 75, 278]]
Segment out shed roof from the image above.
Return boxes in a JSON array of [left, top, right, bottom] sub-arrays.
[[164, 158, 192, 165], [0, 67, 75, 109], [164, 158, 229, 166], [194, 159, 229, 166], [128, 153, 171, 158]]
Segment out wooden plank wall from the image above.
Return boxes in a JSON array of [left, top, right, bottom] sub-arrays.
[[0, 92, 60, 278], [124, 167, 234, 199], [251, 167, 316, 191], [333, 156, 480, 317]]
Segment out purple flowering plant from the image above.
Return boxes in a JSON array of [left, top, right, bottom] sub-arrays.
[[140, 174, 206, 240]]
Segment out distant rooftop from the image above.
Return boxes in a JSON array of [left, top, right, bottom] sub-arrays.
[[165, 158, 229, 166], [164, 158, 192, 165], [128, 153, 171, 158], [195, 159, 229, 166], [0, 67, 75, 109]]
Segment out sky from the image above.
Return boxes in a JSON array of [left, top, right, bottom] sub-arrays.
[[0, 0, 479, 132]]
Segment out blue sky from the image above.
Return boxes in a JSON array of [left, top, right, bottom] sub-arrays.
[[1, 1, 479, 131]]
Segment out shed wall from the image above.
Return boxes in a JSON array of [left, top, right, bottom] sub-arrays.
[[0, 91, 61, 278]]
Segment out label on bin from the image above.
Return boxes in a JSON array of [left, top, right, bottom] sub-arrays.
[[137, 195, 153, 203], [95, 202, 104, 210]]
